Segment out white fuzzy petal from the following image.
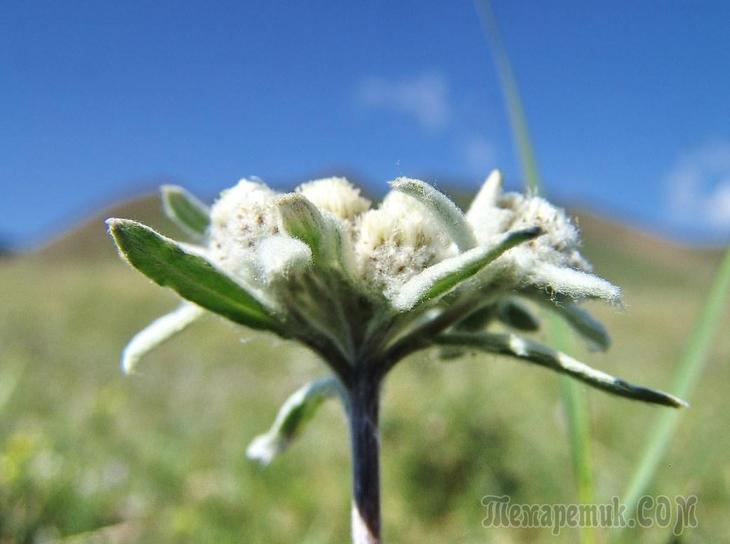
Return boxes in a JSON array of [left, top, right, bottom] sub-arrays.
[[529, 262, 621, 303], [246, 377, 340, 465], [122, 303, 205, 374], [256, 235, 312, 283], [466, 169, 503, 221]]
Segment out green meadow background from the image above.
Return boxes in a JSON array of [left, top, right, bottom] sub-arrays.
[[1, 193, 728, 543]]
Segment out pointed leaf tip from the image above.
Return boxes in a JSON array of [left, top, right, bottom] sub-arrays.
[[436, 332, 687, 408], [470, 170, 503, 210], [276, 193, 328, 257], [276, 193, 353, 272], [497, 298, 540, 332]]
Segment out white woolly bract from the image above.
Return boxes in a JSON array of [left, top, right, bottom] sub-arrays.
[[121, 303, 204, 374], [464, 172, 616, 302], [297, 177, 371, 221], [246, 378, 339, 465], [255, 235, 312, 283], [246, 433, 284, 466], [528, 261, 621, 303], [391, 177, 477, 251], [469, 170, 503, 211], [466, 170, 513, 240]]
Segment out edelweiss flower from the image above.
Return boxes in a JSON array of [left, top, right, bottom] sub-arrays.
[[109, 170, 684, 405], [107, 171, 685, 544]]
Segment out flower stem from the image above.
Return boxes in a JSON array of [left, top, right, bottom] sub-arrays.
[[347, 373, 382, 544]]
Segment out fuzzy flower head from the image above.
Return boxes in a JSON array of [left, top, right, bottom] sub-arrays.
[[208, 179, 279, 281], [108, 172, 685, 413], [465, 171, 614, 300], [355, 191, 457, 297], [297, 177, 371, 221]]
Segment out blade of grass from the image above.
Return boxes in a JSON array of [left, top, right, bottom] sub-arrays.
[[475, 2, 593, 542], [553, 320, 594, 508], [618, 248, 730, 534], [475, 0, 541, 194]]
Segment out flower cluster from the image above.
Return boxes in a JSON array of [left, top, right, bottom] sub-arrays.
[[108, 172, 684, 461], [200, 172, 618, 313], [107, 171, 685, 544]]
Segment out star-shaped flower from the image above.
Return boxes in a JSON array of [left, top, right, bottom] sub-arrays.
[[107, 171, 685, 544]]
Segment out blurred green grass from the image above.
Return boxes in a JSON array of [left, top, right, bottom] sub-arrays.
[[1, 196, 728, 543]]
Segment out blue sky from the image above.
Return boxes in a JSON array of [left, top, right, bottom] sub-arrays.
[[2, 0, 729, 247]]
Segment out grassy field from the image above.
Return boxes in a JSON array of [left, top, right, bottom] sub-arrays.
[[1, 194, 728, 543]]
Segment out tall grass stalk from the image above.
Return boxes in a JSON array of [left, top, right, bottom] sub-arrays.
[[475, 2, 595, 542], [618, 248, 730, 535], [554, 323, 594, 507], [474, 0, 542, 195]]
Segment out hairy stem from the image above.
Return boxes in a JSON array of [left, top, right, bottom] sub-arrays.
[[347, 371, 382, 544]]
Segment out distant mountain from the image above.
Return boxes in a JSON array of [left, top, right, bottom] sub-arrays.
[[0, 237, 14, 258], [31, 193, 188, 262]]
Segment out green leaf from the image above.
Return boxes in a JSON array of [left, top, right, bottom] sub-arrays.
[[525, 292, 610, 351], [618, 248, 730, 533], [436, 331, 688, 408], [161, 185, 210, 239], [450, 297, 540, 333], [121, 303, 204, 374], [557, 303, 610, 351], [276, 193, 351, 270], [496, 298, 540, 331], [247, 377, 342, 465], [276, 194, 327, 255], [391, 177, 477, 251], [107, 218, 283, 334], [392, 227, 541, 311], [454, 305, 496, 331]]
